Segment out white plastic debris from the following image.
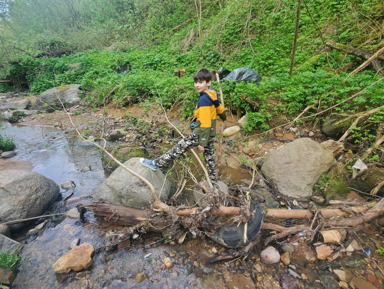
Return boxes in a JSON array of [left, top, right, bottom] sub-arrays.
[[352, 159, 368, 179]]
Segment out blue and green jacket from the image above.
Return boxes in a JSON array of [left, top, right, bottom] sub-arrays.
[[193, 88, 226, 147]]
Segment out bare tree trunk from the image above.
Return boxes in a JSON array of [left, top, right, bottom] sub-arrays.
[[194, 0, 204, 56], [289, 0, 302, 76]]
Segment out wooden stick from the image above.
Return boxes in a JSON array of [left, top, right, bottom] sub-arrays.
[[362, 134, 384, 160], [338, 105, 384, 142], [266, 208, 313, 219], [264, 224, 310, 245], [286, 104, 315, 129], [345, 45, 384, 80], [326, 198, 384, 227], [216, 72, 225, 167], [0, 213, 66, 226], [371, 180, 384, 195], [326, 40, 384, 70], [289, 0, 302, 76], [59, 95, 168, 210]]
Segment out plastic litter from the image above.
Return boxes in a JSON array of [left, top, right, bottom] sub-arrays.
[[220, 67, 261, 83], [352, 158, 368, 179]]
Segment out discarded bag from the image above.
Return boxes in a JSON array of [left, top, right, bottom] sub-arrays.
[[221, 67, 261, 83]]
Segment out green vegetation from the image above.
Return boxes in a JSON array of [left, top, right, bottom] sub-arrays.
[[0, 134, 15, 151], [0, 251, 21, 270], [314, 172, 350, 200], [0, 0, 383, 148], [8, 111, 26, 123], [378, 246, 384, 257]]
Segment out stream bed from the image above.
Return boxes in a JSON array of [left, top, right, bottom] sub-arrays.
[[1, 121, 383, 289], [1, 121, 257, 288]]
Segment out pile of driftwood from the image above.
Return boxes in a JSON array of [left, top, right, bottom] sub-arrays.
[[77, 195, 384, 251]]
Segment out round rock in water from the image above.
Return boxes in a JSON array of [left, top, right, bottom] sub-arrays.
[[1, 151, 16, 158], [260, 246, 280, 265], [61, 180, 76, 189], [0, 170, 60, 230]]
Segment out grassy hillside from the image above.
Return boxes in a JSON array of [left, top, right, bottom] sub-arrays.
[[0, 0, 383, 141]]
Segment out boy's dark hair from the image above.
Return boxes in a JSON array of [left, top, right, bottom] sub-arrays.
[[193, 68, 212, 82]]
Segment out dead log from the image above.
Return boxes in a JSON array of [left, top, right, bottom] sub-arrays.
[[345, 45, 384, 79], [81, 202, 376, 226], [79, 200, 384, 248], [326, 40, 384, 76], [79, 203, 151, 227], [326, 198, 384, 227]]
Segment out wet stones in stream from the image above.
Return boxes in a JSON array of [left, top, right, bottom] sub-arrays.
[[52, 242, 95, 274], [0, 169, 60, 230]]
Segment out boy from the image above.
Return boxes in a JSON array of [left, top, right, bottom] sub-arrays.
[[140, 68, 226, 187]]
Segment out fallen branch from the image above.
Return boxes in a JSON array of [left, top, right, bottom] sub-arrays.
[[338, 105, 384, 142], [345, 45, 384, 79], [286, 104, 315, 129], [262, 223, 310, 245], [59, 95, 169, 211], [362, 134, 384, 160], [326, 40, 384, 76], [326, 198, 384, 227], [371, 180, 384, 196], [81, 201, 377, 224]]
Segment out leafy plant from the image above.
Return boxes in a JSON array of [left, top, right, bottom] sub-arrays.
[[0, 251, 21, 270], [0, 135, 16, 151], [377, 246, 384, 257]]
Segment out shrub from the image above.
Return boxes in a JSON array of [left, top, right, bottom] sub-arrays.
[[0, 135, 16, 151]]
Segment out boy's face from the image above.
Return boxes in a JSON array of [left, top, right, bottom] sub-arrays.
[[194, 80, 211, 93]]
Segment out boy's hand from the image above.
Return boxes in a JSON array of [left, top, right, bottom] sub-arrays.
[[197, 145, 205, 151]]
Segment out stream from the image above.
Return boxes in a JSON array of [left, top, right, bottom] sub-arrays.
[[1, 121, 259, 289], [2, 120, 384, 289]]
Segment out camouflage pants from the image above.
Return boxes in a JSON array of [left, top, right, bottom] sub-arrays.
[[154, 133, 218, 185]]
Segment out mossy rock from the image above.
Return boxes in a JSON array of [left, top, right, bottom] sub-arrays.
[[321, 114, 353, 138], [102, 144, 149, 173], [56, 85, 71, 92], [323, 177, 350, 201], [8, 111, 26, 123], [350, 166, 384, 196], [315, 164, 350, 201]]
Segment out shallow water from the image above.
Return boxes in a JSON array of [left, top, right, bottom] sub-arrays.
[[4, 121, 383, 289], [1, 121, 252, 288]]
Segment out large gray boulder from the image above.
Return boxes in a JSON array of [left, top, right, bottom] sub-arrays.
[[0, 97, 30, 110], [33, 84, 81, 112], [261, 138, 335, 200], [0, 170, 60, 229], [95, 157, 172, 208]]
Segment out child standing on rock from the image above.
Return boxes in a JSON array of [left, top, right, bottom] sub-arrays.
[[140, 68, 226, 187]]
